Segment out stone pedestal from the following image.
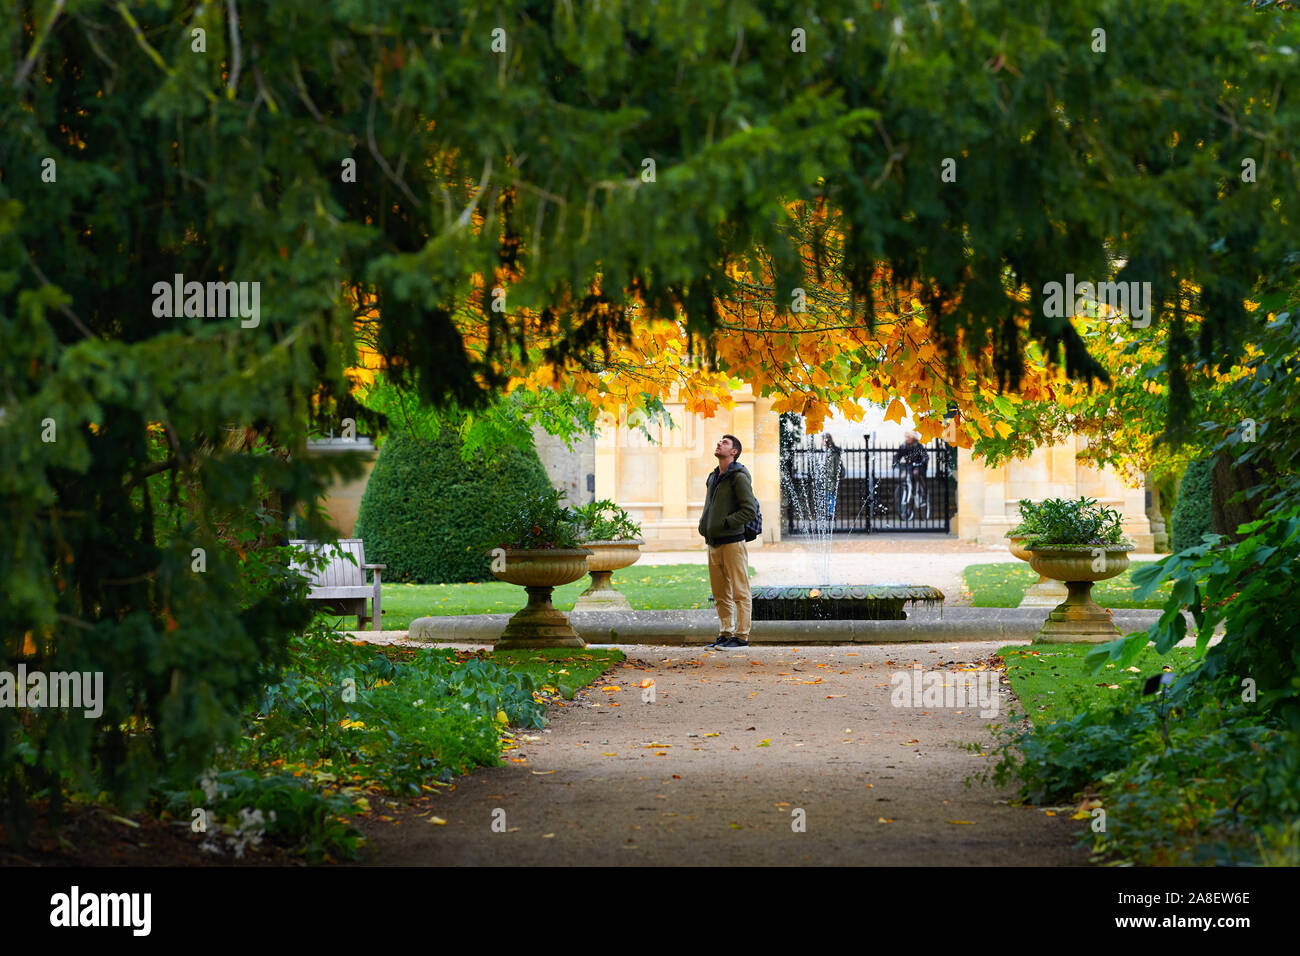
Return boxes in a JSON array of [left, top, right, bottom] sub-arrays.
[[498, 585, 586, 649], [572, 570, 633, 612], [1033, 580, 1123, 643], [490, 549, 592, 649], [1029, 546, 1133, 644], [1020, 577, 1070, 608], [571, 540, 641, 612]]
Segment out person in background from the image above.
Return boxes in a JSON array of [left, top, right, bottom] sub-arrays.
[[821, 434, 843, 528]]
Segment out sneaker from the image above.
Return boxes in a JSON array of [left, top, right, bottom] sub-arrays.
[[705, 632, 733, 649], [718, 636, 749, 648]]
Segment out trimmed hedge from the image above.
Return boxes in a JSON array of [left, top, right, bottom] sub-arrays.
[[354, 430, 555, 583], [1171, 456, 1215, 553]]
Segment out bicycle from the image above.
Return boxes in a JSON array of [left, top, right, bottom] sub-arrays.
[[892, 463, 929, 522]]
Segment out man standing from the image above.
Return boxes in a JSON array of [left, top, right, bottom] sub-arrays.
[[699, 435, 758, 649]]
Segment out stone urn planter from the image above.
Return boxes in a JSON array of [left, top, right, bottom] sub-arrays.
[[489, 548, 594, 649], [1028, 543, 1136, 643], [1007, 534, 1069, 607], [572, 539, 643, 612]]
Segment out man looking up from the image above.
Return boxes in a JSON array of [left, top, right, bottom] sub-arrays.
[[699, 435, 758, 649]]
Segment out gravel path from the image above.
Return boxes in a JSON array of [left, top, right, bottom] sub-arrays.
[[352, 640, 1089, 866]]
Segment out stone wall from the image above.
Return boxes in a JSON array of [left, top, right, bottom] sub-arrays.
[[531, 426, 596, 507], [594, 387, 781, 550], [956, 438, 1154, 549]]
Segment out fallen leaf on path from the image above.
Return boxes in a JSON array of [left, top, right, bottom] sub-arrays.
[[531, 770, 555, 775], [946, 820, 975, 825], [774, 802, 791, 807], [542, 833, 555, 838], [428, 816, 447, 825], [601, 685, 621, 693], [601, 753, 617, 756], [877, 817, 894, 823], [825, 694, 845, 699], [757, 739, 771, 747]]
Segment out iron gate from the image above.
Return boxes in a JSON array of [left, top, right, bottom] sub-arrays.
[[780, 436, 954, 534]]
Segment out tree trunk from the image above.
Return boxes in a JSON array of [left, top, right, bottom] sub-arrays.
[[1210, 451, 1268, 542]]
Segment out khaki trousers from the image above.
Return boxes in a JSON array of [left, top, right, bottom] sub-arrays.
[[707, 540, 751, 637]]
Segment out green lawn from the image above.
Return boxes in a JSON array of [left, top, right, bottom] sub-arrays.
[[963, 561, 1173, 609], [996, 642, 1201, 727], [480, 647, 625, 700], [319, 563, 745, 631]]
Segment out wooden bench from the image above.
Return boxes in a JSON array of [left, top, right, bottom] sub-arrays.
[[289, 539, 385, 631]]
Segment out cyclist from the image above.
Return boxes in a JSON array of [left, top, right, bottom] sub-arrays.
[[892, 430, 929, 516]]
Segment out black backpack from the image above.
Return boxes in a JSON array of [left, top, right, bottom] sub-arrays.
[[725, 469, 762, 542], [744, 501, 763, 542]]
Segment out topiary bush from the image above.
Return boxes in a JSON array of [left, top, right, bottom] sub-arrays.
[[1170, 456, 1215, 553], [354, 430, 555, 583]]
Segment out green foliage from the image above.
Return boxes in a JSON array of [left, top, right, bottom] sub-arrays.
[[360, 372, 595, 461], [990, 683, 1299, 864], [992, 689, 1170, 806], [1094, 715, 1297, 866], [1006, 498, 1047, 537], [4, 0, 1299, 851], [161, 769, 363, 863], [353, 430, 554, 582], [1170, 456, 1215, 552], [574, 500, 643, 542], [240, 625, 547, 797], [481, 486, 584, 552], [1019, 497, 1128, 548], [1094, 505, 1300, 729]]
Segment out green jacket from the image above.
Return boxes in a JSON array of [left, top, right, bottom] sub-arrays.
[[698, 462, 759, 545]]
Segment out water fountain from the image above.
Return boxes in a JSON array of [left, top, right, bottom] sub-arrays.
[[758, 435, 943, 619]]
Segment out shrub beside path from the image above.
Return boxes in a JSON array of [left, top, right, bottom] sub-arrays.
[[352, 640, 1090, 866]]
